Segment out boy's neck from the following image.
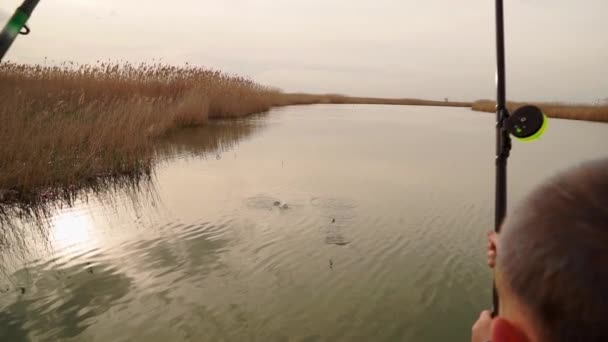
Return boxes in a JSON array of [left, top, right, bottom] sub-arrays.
[[495, 271, 541, 342]]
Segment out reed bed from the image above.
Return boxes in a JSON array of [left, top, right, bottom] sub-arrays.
[[0, 62, 282, 203], [472, 100, 608, 123]]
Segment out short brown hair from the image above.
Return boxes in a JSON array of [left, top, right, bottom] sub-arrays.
[[498, 158, 608, 342]]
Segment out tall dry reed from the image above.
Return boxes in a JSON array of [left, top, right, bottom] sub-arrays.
[[0, 62, 281, 202]]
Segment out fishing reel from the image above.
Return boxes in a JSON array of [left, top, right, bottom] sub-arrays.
[[505, 105, 547, 141]]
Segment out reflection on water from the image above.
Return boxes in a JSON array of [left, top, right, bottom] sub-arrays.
[[0, 218, 231, 340], [155, 116, 268, 161], [1, 105, 607, 341], [51, 211, 98, 252], [0, 171, 155, 242], [0, 117, 267, 250], [0, 261, 134, 341]]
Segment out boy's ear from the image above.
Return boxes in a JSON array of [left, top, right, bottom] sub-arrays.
[[492, 318, 530, 342]]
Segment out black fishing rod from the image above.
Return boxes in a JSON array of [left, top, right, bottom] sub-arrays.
[[492, 0, 548, 316], [0, 0, 40, 62]]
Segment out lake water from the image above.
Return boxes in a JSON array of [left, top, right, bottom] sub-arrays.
[[1, 105, 607, 341]]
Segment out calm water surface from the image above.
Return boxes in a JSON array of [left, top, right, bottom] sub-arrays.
[[1, 105, 607, 341]]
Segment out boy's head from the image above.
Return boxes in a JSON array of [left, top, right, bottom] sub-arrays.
[[495, 158, 608, 341]]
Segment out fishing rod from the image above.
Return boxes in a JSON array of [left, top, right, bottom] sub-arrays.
[[492, 0, 548, 315], [0, 0, 40, 62]]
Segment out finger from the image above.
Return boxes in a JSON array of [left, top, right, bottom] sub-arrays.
[[479, 310, 492, 319], [489, 232, 498, 245], [487, 251, 496, 261]]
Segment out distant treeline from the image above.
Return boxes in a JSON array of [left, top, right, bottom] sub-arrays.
[[275, 93, 472, 107], [472, 100, 608, 123]]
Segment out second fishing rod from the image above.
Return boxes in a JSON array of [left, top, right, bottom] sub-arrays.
[[0, 0, 40, 62]]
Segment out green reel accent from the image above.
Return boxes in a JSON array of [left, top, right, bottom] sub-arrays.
[[5, 10, 29, 39], [515, 114, 548, 142], [506, 105, 548, 142]]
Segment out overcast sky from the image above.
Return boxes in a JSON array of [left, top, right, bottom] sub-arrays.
[[1, 0, 606, 102]]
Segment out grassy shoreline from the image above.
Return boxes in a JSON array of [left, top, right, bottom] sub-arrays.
[[471, 100, 608, 123], [0, 62, 605, 205], [274, 93, 471, 107]]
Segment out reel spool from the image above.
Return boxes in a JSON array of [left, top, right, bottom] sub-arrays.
[[505, 105, 548, 141]]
